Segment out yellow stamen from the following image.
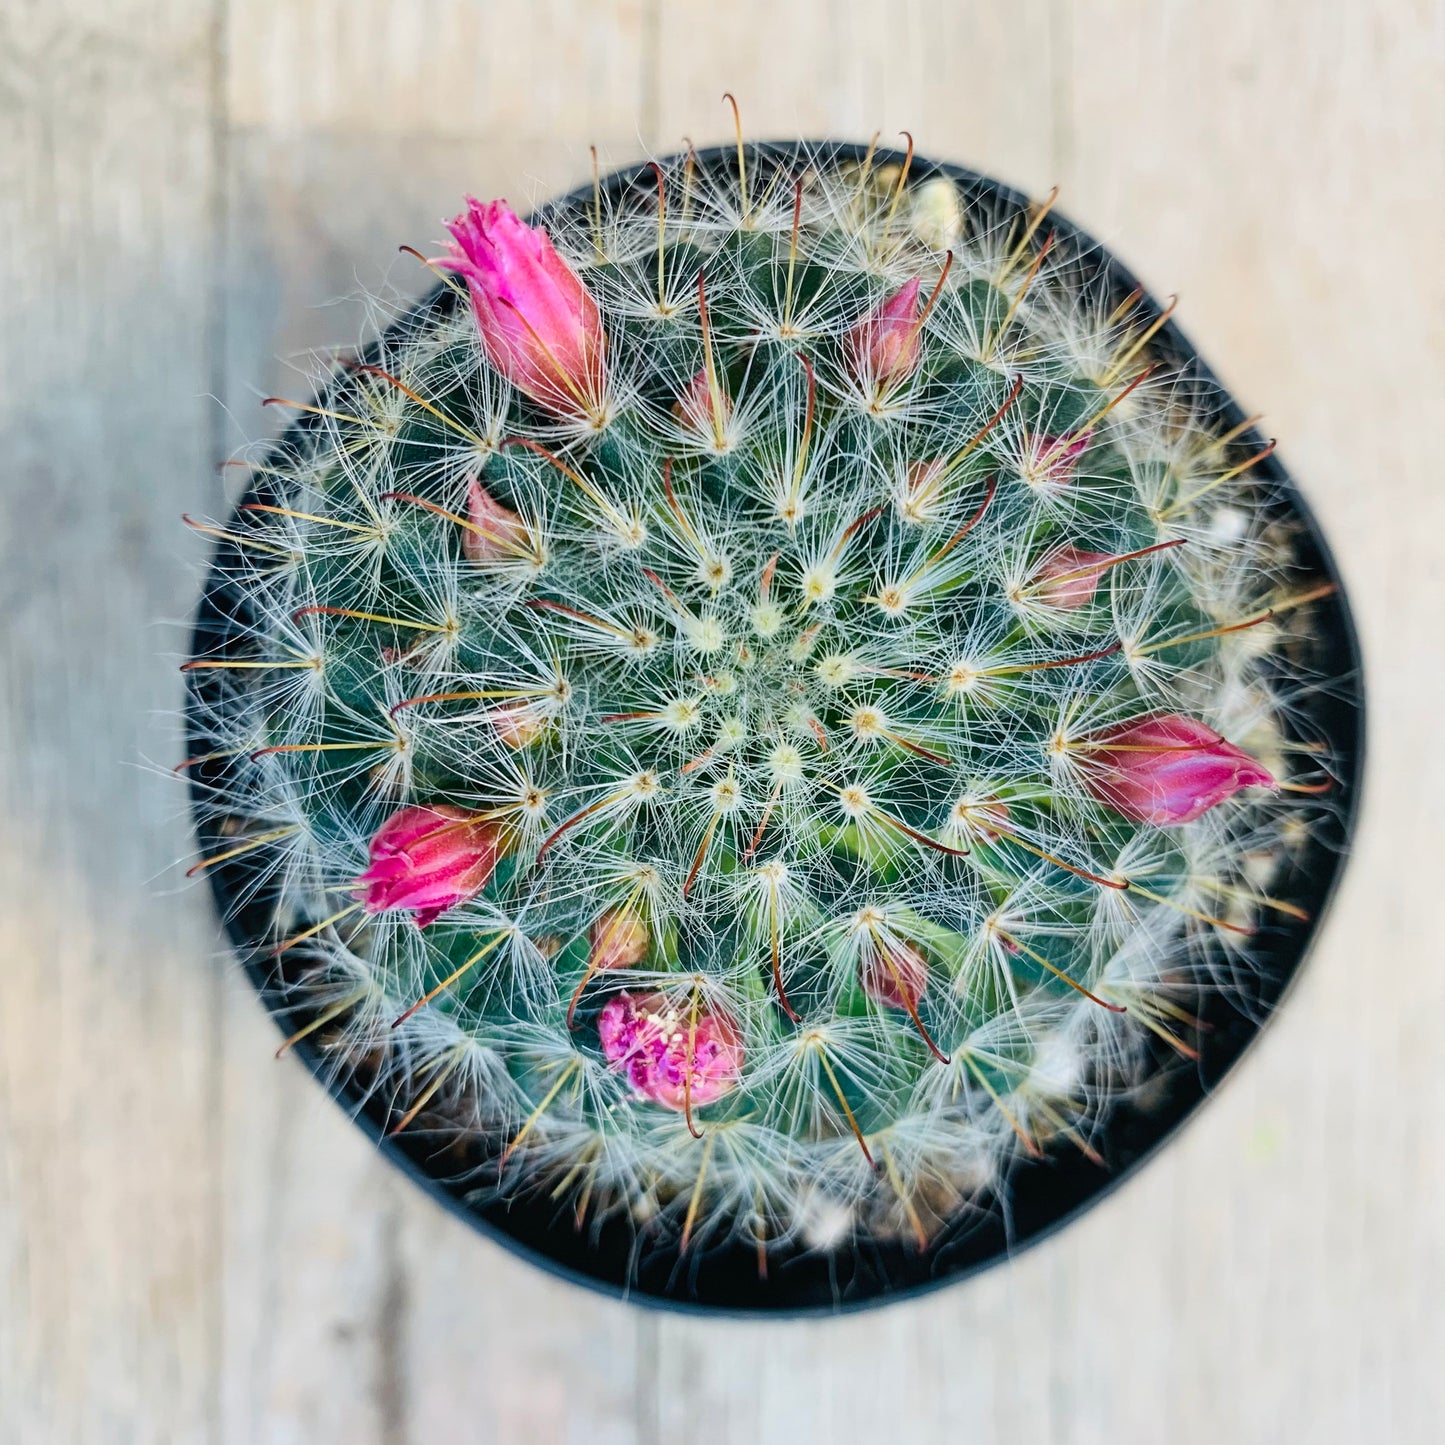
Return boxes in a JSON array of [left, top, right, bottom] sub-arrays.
[[991, 926, 1127, 1010], [1123, 880, 1253, 936], [397, 244, 471, 301], [1163, 439, 1278, 516], [983, 231, 1054, 361], [181, 515, 296, 558], [962, 1052, 1043, 1157], [1000, 185, 1059, 281], [293, 605, 453, 635], [1132, 609, 1273, 657], [262, 396, 372, 429], [181, 658, 318, 672], [722, 92, 749, 223], [239, 503, 382, 537], [782, 177, 804, 332], [883, 132, 916, 241], [880, 1141, 929, 1250]]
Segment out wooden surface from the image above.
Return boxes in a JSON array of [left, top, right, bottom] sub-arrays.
[[1, 1, 1441, 1440]]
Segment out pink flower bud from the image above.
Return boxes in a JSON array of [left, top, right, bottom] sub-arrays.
[[1029, 544, 1115, 609], [1080, 714, 1276, 825], [598, 991, 744, 1111], [860, 938, 930, 1012], [437, 198, 606, 418], [846, 278, 922, 392], [484, 702, 547, 750], [905, 457, 945, 493], [588, 905, 650, 971], [952, 795, 1011, 843], [463, 477, 527, 564], [1025, 431, 1091, 490], [354, 803, 507, 927], [898, 457, 946, 522], [673, 367, 732, 434]]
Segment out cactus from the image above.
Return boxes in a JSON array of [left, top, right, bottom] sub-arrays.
[[185, 138, 1338, 1265]]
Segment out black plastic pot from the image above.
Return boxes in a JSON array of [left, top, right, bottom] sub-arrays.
[[187, 142, 1364, 1315]]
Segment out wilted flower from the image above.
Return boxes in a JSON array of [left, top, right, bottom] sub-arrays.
[[598, 991, 744, 1110], [1079, 713, 1275, 825], [846, 278, 922, 393], [437, 198, 606, 418], [354, 803, 507, 927]]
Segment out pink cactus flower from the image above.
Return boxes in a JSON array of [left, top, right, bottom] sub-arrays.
[[588, 905, 650, 971], [860, 938, 930, 1011], [354, 804, 507, 927], [1025, 430, 1091, 490], [846, 278, 923, 393], [598, 991, 744, 1111], [1029, 544, 1116, 609], [437, 198, 606, 418], [462, 477, 528, 564], [1079, 713, 1276, 825], [673, 367, 732, 435]]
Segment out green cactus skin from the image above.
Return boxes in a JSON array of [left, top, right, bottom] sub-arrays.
[[185, 142, 1338, 1264]]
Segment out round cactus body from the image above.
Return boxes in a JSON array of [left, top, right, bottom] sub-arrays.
[[186, 142, 1339, 1264]]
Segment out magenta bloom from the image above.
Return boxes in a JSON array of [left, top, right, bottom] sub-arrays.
[[846, 278, 922, 393], [1029, 544, 1115, 609], [462, 477, 527, 564], [437, 198, 606, 417], [598, 991, 743, 1111], [1025, 431, 1091, 490], [1080, 714, 1276, 825], [860, 938, 929, 1011], [354, 804, 506, 927]]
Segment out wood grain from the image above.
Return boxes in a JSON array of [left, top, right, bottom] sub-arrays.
[[217, 6, 654, 1444], [0, 3, 224, 1442], [0, 0, 1440, 1440]]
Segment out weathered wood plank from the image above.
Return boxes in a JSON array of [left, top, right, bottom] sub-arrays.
[[217, 5, 655, 1441], [0, 3, 225, 1442], [647, 3, 1445, 1443], [651, 0, 1056, 194]]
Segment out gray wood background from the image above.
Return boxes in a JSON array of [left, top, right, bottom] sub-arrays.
[[2, 2, 1441, 1440]]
